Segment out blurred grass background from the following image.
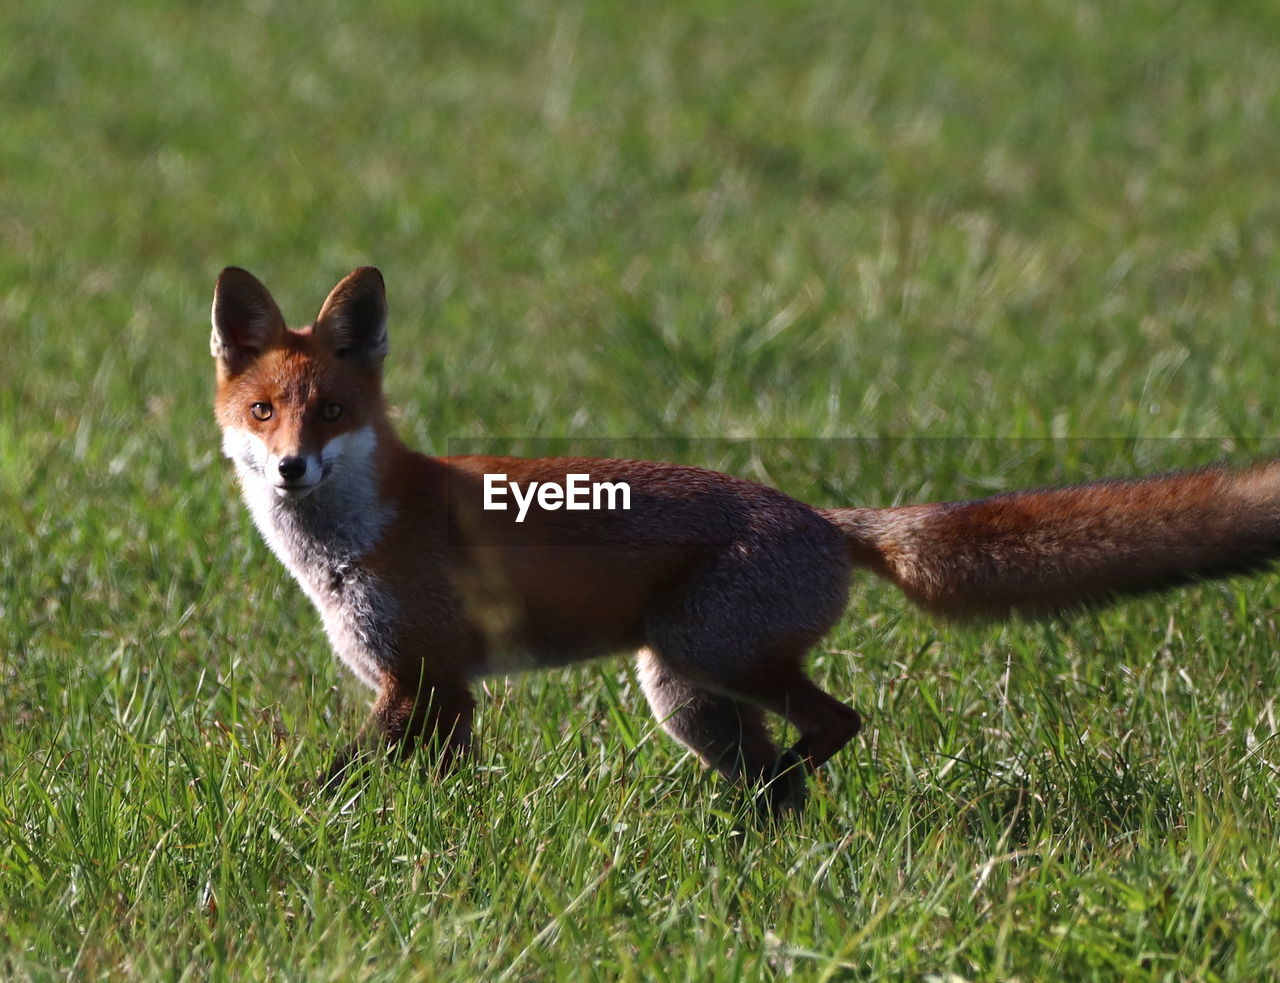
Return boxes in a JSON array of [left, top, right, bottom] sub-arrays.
[[4, 0, 1280, 979]]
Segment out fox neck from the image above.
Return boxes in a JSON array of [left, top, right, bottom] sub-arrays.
[[229, 424, 395, 584]]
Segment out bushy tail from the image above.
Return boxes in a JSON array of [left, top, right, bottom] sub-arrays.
[[823, 461, 1280, 618]]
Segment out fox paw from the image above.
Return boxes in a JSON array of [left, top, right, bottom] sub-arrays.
[[754, 749, 809, 818]]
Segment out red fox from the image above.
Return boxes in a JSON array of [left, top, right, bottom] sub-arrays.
[[211, 265, 1280, 812]]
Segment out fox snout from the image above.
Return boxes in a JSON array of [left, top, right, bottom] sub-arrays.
[[220, 426, 326, 499], [274, 453, 326, 499], [278, 456, 308, 482]]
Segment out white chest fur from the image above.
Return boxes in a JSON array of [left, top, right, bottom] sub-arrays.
[[223, 425, 398, 688]]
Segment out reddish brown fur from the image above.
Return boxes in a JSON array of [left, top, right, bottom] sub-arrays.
[[825, 462, 1280, 618], [212, 267, 1280, 814]]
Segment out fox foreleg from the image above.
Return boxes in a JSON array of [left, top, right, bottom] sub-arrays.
[[321, 675, 475, 790]]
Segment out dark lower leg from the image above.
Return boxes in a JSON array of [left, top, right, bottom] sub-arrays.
[[322, 678, 475, 789], [374, 680, 474, 767], [764, 677, 862, 771]]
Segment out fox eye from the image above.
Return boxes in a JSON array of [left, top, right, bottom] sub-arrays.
[[321, 402, 343, 421], [250, 402, 273, 421]]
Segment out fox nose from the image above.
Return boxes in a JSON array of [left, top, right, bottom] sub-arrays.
[[277, 456, 307, 482]]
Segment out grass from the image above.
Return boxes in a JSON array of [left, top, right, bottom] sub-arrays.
[[4, 0, 1280, 978]]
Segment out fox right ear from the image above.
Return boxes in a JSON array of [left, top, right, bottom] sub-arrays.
[[314, 267, 388, 366], [210, 267, 286, 376]]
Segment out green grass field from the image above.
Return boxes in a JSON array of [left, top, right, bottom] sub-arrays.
[[5, 0, 1280, 978]]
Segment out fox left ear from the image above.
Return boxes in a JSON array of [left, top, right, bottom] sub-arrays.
[[314, 267, 388, 365]]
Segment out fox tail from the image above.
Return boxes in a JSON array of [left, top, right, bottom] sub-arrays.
[[823, 461, 1280, 618]]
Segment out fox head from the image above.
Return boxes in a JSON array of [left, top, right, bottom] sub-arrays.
[[211, 266, 389, 502]]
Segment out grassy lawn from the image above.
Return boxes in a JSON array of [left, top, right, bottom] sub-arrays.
[[5, 0, 1280, 978]]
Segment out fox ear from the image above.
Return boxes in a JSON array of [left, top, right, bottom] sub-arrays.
[[314, 267, 388, 365], [211, 267, 286, 375]]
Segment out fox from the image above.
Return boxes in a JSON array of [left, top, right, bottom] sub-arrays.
[[211, 265, 1280, 813]]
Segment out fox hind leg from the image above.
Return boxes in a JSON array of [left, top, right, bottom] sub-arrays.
[[638, 539, 863, 812], [651, 523, 861, 775], [636, 648, 809, 813]]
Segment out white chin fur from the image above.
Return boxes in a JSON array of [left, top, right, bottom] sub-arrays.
[[224, 422, 382, 521], [274, 482, 320, 500]]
